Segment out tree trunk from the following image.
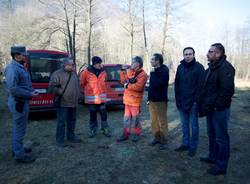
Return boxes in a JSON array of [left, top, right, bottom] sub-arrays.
[[142, 0, 149, 72], [129, 0, 134, 59], [72, 5, 76, 64], [64, 0, 73, 56], [87, 0, 93, 65], [161, 0, 170, 58]]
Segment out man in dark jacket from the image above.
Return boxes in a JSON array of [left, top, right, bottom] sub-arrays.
[[174, 47, 205, 157], [199, 43, 235, 175], [148, 53, 169, 150], [49, 58, 82, 147]]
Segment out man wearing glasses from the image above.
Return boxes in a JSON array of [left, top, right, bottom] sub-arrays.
[[199, 43, 235, 175], [117, 56, 148, 142], [49, 58, 82, 147], [174, 47, 205, 157]]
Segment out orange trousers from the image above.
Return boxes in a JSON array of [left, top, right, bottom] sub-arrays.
[[122, 105, 142, 137]]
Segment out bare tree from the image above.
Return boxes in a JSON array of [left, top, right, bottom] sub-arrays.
[[141, 0, 149, 71], [161, 0, 170, 58], [121, 0, 137, 59], [85, 0, 103, 64]]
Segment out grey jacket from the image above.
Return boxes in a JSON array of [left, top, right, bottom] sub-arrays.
[[49, 68, 80, 107]]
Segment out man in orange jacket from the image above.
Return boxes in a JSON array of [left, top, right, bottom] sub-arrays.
[[80, 56, 111, 138], [117, 56, 148, 142]]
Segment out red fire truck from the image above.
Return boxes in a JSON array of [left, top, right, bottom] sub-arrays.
[[27, 50, 127, 111], [26, 50, 69, 111], [103, 64, 128, 105]]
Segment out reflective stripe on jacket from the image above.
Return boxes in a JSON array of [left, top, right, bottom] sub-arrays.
[[80, 67, 107, 104], [120, 68, 148, 106]]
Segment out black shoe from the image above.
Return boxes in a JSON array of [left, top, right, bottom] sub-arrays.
[[207, 166, 226, 175], [12, 147, 32, 157], [117, 135, 129, 142], [24, 147, 32, 153], [15, 155, 36, 164], [159, 144, 168, 150], [68, 138, 82, 143], [188, 149, 196, 157], [149, 139, 160, 146], [200, 157, 215, 164], [174, 145, 189, 152], [131, 134, 140, 142]]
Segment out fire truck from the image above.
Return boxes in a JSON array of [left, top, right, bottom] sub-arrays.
[[103, 64, 127, 105], [26, 50, 69, 111], [27, 50, 127, 111]]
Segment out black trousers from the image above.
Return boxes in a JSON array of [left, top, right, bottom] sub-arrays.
[[88, 103, 108, 130]]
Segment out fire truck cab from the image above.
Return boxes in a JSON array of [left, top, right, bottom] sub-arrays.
[[103, 64, 127, 105], [26, 50, 69, 111]]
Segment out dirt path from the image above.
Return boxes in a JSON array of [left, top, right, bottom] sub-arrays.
[[0, 84, 250, 184]]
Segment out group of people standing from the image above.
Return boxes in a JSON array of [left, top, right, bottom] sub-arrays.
[[4, 42, 235, 176]]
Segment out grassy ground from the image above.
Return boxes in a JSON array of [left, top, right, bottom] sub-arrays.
[[0, 83, 250, 184]]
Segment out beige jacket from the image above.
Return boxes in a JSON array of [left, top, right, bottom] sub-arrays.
[[49, 68, 80, 107]]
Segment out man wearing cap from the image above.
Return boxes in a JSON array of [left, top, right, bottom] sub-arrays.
[[117, 56, 148, 142], [80, 56, 111, 138], [49, 58, 81, 147], [4, 46, 38, 163]]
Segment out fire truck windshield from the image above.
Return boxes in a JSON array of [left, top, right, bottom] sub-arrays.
[[29, 58, 63, 83], [105, 66, 121, 81]]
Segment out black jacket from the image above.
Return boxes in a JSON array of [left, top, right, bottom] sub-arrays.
[[148, 64, 169, 102], [174, 59, 205, 111], [198, 57, 235, 117]]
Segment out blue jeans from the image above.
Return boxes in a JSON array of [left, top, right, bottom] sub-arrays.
[[8, 96, 29, 159], [56, 107, 77, 144], [179, 103, 199, 150], [206, 108, 230, 172]]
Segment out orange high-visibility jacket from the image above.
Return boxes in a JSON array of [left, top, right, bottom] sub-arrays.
[[120, 68, 148, 106], [80, 67, 107, 104]]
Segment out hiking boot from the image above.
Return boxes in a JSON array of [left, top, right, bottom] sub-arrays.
[[131, 134, 140, 142], [149, 139, 160, 146], [89, 130, 97, 138], [101, 128, 111, 137], [200, 157, 215, 164], [15, 155, 36, 164], [188, 149, 196, 157], [117, 135, 129, 142], [207, 166, 226, 176], [56, 142, 68, 148], [24, 147, 32, 153], [159, 144, 168, 150], [174, 145, 189, 152]]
